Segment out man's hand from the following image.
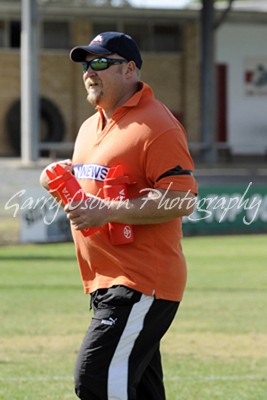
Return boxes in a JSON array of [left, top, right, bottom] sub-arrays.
[[64, 197, 110, 231], [39, 159, 73, 191]]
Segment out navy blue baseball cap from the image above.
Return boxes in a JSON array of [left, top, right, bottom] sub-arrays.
[[70, 31, 143, 69]]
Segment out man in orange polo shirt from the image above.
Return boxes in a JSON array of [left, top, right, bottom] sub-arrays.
[[40, 31, 197, 400]]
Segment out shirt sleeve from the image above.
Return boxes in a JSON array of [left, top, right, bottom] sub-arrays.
[[144, 127, 198, 195]]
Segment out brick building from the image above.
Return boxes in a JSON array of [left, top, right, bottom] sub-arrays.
[[0, 0, 200, 156], [1, 0, 267, 158]]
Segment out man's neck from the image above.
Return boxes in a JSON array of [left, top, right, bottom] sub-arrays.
[[102, 81, 140, 120]]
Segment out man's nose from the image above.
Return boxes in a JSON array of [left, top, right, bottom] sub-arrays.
[[84, 67, 97, 78]]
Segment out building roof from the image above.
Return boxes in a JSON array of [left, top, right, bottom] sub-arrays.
[[1, 0, 267, 22]]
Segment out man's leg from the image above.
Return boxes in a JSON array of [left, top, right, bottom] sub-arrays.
[[74, 286, 179, 400], [136, 346, 165, 400], [128, 298, 179, 400], [74, 286, 145, 399]]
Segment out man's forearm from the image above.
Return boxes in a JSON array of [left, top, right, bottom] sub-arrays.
[[107, 189, 196, 225], [65, 188, 196, 231]]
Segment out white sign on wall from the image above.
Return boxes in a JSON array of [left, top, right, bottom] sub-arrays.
[[244, 58, 267, 96], [18, 188, 72, 243]]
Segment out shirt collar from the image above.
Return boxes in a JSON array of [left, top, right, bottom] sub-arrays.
[[97, 82, 154, 117]]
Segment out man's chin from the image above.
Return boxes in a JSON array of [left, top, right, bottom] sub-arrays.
[[86, 94, 100, 107]]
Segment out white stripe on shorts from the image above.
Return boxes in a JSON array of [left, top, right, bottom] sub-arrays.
[[107, 293, 154, 400]]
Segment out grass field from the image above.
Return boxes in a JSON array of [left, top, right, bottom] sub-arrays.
[[0, 234, 266, 400]]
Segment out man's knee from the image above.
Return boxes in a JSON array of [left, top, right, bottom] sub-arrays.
[[74, 368, 104, 400], [74, 367, 92, 399], [74, 384, 87, 400], [75, 382, 101, 400]]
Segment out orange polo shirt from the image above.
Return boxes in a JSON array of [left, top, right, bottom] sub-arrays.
[[71, 82, 198, 301]]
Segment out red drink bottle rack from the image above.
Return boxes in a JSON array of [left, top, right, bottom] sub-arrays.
[[46, 164, 100, 237], [46, 163, 134, 244], [103, 165, 134, 245]]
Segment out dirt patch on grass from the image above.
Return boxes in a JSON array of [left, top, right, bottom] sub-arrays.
[[162, 332, 267, 360], [0, 334, 81, 359], [2, 332, 266, 361]]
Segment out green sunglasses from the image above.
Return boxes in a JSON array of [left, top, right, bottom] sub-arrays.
[[82, 57, 128, 73]]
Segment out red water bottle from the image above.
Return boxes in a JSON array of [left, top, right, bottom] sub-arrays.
[[103, 165, 134, 245], [46, 167, 85, 205], [46, 164, 100, 237]]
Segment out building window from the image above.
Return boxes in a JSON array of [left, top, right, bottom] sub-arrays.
[[92, 23, 117, 37], [43, 22, 70, 49], [154, 25, 182, 52], [123, 24, 152, 52], [0, 20, 21, 48], [0, 21, 5, 47], [10, 21, 21, 48], [92, 22, 182, 53]]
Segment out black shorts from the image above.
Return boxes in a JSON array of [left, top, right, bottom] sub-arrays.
[[74, 285, 179, 400]]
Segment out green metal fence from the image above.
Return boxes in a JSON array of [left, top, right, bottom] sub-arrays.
[[183, 182, 267, 235]]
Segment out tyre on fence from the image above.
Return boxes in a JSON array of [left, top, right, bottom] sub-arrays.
[[5, 97, 65, 155]]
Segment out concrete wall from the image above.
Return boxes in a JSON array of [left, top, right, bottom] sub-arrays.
[[216, 23, 267, 154]]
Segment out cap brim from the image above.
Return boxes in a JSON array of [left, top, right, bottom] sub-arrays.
[[70, 45, 112, 62]]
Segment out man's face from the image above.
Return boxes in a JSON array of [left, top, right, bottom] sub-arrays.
[[83, 54, 127, 110]]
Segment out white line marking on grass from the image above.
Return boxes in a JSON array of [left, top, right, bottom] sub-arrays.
[[0, 376, 73, 382], [0, 374, 266, 383], [165, 374, 266, 382]]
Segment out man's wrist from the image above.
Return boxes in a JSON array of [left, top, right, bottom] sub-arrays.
[[106, 199, 131, 224]]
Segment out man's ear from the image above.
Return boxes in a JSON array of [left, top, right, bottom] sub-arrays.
[[124, 60, 136, 79]]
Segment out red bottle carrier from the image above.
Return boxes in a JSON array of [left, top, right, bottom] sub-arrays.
[[46, 164, 100, 237], [103, 165, 134, 245]]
